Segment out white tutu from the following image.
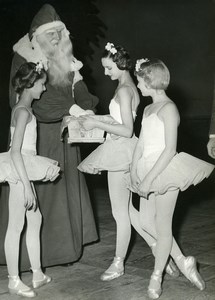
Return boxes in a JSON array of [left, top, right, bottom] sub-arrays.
[[0, 151, 60, 184], [125, 152, 214, 195], [78, 135, 138, 174]]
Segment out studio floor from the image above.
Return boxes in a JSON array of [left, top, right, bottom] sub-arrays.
[[0, 169, 215, 300]]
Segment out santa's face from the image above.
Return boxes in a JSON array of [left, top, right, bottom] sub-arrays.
[[35, 26, 74, 87], [36, 25, 65, 57]]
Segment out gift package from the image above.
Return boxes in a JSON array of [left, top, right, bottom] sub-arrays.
[[67, 118, 105, 143]]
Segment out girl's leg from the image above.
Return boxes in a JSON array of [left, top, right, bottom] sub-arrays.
[[130, 196, 179, 277], [26, 206, 42, 272], [26, 183, 51, 288], [130, 195, 184, 265], [4, 182, 36, 297], [108, 171, 131, 258], [147, 190, 178, 299], [26, 183, 42, 272], [137, 192, 205, 291], [5, 182, 26, 276], [100, 171, 131, 281], [154, 190, 178, 272], [129, 197, 156, 247]]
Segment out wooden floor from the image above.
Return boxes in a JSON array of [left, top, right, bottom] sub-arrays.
[[0, 118, 215, 300], [0, 169, 214, 300]]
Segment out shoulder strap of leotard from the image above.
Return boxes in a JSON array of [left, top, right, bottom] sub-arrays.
[[11, 105, 33, 126]]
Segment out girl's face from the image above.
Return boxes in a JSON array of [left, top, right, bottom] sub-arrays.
[[101, 57, 121, 80], [31, 76, 47, 99], [136, 75, 150, 96]]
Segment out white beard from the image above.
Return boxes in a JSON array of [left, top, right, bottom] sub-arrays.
[[38, 32, 74, 87]]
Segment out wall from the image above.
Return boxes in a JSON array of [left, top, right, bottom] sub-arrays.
[[85, 0, 214, 118], [0, 0, 214, 152]]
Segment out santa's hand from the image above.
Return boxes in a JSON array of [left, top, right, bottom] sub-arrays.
[[207, 137, 215, 159], [70, 57, 83, 71], [63, 116, 74, 125], [85, 110, 95, 115]]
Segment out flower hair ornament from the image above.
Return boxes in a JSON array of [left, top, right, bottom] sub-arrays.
[[105, 42, 117, 55], [35, 61, 44, 74], [135, 58, 149, 72]]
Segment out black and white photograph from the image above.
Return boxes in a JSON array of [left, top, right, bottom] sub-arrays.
[[0, 0, 214, 299]]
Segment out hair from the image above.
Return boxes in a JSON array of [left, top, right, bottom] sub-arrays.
[[102, 44, 132, 71], [12, 62, 46, 94], [134, 59, 170, 90], [37, 29, 74, 87]]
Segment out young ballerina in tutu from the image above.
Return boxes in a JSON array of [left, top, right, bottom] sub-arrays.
[[128, 58, 214, 299], [78, 43, 181, 281], [78, 42, 140, 280], [0, 62, 60, 297]]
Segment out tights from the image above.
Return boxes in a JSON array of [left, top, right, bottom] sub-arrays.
[[4, 181, 42, 276], [108, 171, 131, 258], [129, 189, 187, 272]]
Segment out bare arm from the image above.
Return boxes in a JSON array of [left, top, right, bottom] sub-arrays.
[[130, 128, 144, 190], [80, 86, 134, 138]]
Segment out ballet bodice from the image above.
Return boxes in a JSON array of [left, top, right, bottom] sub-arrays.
[[9, 106, 37, 155], [141, 113, 165, 158], [109, 98, 136, 124]]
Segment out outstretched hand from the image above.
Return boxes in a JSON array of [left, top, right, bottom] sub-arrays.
[[79, 116, 98, 131]]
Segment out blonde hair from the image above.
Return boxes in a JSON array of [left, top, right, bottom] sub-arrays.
[[135, 59, 170, 90]]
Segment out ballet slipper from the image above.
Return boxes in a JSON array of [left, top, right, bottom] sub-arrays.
[[100, 256, 124, 281], [32, 268, 52, 289], [8, 275, 36, 298], [147, 270, 163, 299], [181, 256, 205, 290], [32, 274, 52, 289]]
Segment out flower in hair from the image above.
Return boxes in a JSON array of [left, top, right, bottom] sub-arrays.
[[135, 58, 149, 72], [105, 42, 117, 55], [35, 61, 44, 74]]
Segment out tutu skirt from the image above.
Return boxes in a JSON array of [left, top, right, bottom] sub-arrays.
[[125, 152, 214, 195], [0, 151, 60, 184], [78, 135, 138, 174]]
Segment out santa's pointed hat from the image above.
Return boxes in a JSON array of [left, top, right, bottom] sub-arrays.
[[13, 4, 70, 70], [29, 4, 66, 39]]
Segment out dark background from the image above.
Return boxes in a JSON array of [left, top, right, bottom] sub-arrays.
[[0, 0, 214, 162]]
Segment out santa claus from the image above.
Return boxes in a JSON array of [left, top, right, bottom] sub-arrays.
[[0, 4, 98, 270]]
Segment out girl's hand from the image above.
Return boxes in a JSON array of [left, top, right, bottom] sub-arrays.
[[137, 175, 153, 199], [79, 116, 98, 131], [23, 184, 37, 211], [130, 172, 140, 193]]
